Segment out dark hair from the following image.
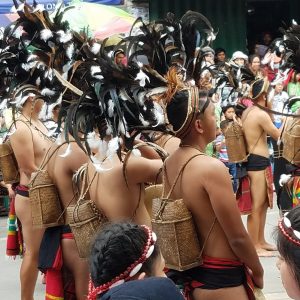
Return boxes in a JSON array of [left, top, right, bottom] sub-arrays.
[[248, 54, 260, 65], [90, 222, 160, 288], [275, 206, 300, 287], [222, 105, 235, 114], [220, 119, 230, 130], [215, 47, 226, 56], [166, 89, 209, 134]]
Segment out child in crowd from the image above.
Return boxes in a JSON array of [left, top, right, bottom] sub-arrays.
[[268, 81, 289, 128], [276, 206, 300, 300], [88, 222, 184, 300], [215, 120, 237, 192]]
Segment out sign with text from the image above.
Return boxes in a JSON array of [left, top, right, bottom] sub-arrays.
[[0, 0, 124, 14]]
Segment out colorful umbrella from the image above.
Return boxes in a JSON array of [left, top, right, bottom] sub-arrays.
[[62, 1, 135, 40], [0, 13, 18, 27]]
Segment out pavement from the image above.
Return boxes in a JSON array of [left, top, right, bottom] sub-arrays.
[[0, 206, 291, 299]]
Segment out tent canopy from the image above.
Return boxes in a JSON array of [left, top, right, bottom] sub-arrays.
[[0, 0, 123, 14]]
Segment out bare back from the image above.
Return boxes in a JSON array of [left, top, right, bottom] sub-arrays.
[[242, 106, 280, 158], [47, 141, 88, 213], [87, 154, 163, 227], [164, 147, 247, 260]]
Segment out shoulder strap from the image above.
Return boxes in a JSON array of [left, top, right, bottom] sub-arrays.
[[39, 141, 72, 170], [163, 153, 204, 199], [122, 141, 168, 187], [77, 164, 98, 204], [199, 217, 216, 258]]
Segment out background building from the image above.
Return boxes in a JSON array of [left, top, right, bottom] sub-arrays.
[[148, 0, 300, 56]]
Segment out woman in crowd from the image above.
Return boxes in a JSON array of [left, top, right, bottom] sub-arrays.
[[276, 206, 300, 300], [88, 222, 184, 300]]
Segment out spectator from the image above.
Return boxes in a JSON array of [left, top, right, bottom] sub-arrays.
[[287, 71, 300, 97], [268, 80, 289, 128], [88, 222, 184, 300], [231, 51, 248, 67], [214, 120, 238, 192], [248, 54, 264, 79], [275, 207, 300, 300], [114, 49, 127, 66], [214, 47, 227, 64]]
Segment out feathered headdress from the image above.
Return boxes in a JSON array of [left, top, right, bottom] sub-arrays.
[[0, 0, 88, 117]]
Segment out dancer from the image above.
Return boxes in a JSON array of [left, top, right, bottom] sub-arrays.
[[161, 87, 263, 300], [242, 78, 280, 256]]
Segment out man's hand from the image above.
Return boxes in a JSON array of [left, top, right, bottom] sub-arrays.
[[6, 184, 15, 199]]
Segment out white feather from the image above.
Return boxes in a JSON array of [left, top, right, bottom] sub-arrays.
[[139, 115, 149, 126], [135, 69, 149, 87], [44, 69, 54, 81], [21, 61, 37, 71], [27, 54, 37, 62], [47, 127, 58, 138], [90, 43, 101, 55], [279, 174, 292, 186], [292, 19, 298, 25], [56, 30, 72, 43], [0, 99, 8, 111], [152, 102, 165, 125], [108, 100, 115, 117], [41, 88, 56, 96], [38, 103, 48, 121], [59, 143, 72, 157], [91, 155, 112, 172], [15, 4, 24, 12], [40, 29, 53, 42], [118, 121, 126, 135], [98, 140, 108, 158], [87, 132, 101, 149], [66, 43, 75, 60], [106, 124, 113, 136], [90, 66, 103, 80], [13, 27, 22, 39], [106, 137, 119, 158]]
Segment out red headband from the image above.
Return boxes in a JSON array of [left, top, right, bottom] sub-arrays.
[[278, 216, 300, 247], [87, 225, 157, 300]]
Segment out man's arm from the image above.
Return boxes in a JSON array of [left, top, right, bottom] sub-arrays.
[[10, 123, 37, 179], [124, 156, 163, 185], [202, 159, 264, 288], [63, 143, 89, 174]]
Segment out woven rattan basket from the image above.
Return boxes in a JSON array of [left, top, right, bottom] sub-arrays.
[[0, 141, 19, 184], [67, 200, 108, 258], [225, 122, 247, 163], [145, 184, 163, 218], [282, 119, 300, 164], [29, 170, 64, 227], [152, 197, 202, 271]]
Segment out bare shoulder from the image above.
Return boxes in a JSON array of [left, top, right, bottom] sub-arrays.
[[126, 154, 162, 169], [10, 121, 31, 141], [194, 155, 228, 176], [58, 142, 88, 172]]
